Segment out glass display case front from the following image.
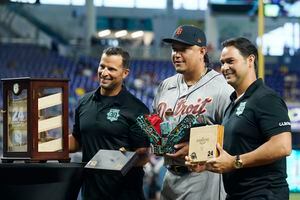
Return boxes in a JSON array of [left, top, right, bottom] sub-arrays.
[[7, 84, 28, 152]]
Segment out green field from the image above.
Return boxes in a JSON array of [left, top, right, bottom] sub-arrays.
[[290, 193, 300, 200]]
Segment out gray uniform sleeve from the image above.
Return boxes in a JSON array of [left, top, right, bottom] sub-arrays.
[[152, 81, 164, 113], [215, 84, 233, 124]]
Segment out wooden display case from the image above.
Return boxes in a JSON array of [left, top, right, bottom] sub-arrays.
[[1, 77, 70, 162]]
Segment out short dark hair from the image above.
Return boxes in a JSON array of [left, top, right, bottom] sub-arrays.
[[204, 53, 210, 67], [221, 37, 258, 73], [102, 47, 130, 69]]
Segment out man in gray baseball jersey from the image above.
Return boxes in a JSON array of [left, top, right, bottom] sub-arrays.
[[153, 25, 233, 200]]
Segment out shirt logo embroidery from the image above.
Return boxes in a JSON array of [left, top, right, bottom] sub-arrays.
[[279, 122, 291, 126], [107, 109, 120, 122], [236, 102, 247, 116]]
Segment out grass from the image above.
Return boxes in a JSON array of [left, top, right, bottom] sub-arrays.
[[290, 193, 300, 200]]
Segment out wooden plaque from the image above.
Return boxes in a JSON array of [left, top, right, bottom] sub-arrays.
[[188, 125, 224, 164]]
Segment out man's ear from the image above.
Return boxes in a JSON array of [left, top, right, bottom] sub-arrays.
[[122, 68, 129, 79], [248, 54, 255, 67], [200, 47, 207, 55]]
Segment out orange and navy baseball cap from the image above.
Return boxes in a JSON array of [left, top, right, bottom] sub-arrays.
[[163, 25, 207, 47]]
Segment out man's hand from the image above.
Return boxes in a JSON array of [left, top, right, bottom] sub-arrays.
[[185, 143, 235, 174], [69, 134, 80, 153], [185, 156, 206, 173], [205, 143, 235, 173], [165, 142, 189, 160], [135, 147, 151, 166]]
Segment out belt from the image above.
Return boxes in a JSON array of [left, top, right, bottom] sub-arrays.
[[167, 165, 190, 175]]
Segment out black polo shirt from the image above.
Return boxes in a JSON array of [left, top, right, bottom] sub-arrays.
[[73, 86, 150, 200], [222, 79, 291, 200]]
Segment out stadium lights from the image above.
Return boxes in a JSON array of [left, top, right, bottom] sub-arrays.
[[10, 0, 36, 3], [98, 29, 111, 37], [131, 31, 144, 38], [115, 30, 128, 38]]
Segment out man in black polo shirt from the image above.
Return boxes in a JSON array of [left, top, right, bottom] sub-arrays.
[[69, 47, 150, 200], [188, 37, 292, 200]]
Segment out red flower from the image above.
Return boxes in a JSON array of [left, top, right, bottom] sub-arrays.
[[145, 114, 163, 135]]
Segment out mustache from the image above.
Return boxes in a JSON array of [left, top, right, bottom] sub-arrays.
[[223, 69, 234, 75], [173, 59, 184, 63], [99, 77, 112, 81]]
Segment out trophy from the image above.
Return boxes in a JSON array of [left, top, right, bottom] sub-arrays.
[[136, 113, 210, 155], [1, 77, 70, 163]]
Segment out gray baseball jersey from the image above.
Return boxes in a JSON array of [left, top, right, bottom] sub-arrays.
[[153, 69, 233, 131], [153, 69, 233, 200]]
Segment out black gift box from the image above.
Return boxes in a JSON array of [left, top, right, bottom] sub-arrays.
[[84, 150, 138, 176]]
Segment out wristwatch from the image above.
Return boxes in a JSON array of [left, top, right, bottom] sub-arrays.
[[234, 155, 243, 169]]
